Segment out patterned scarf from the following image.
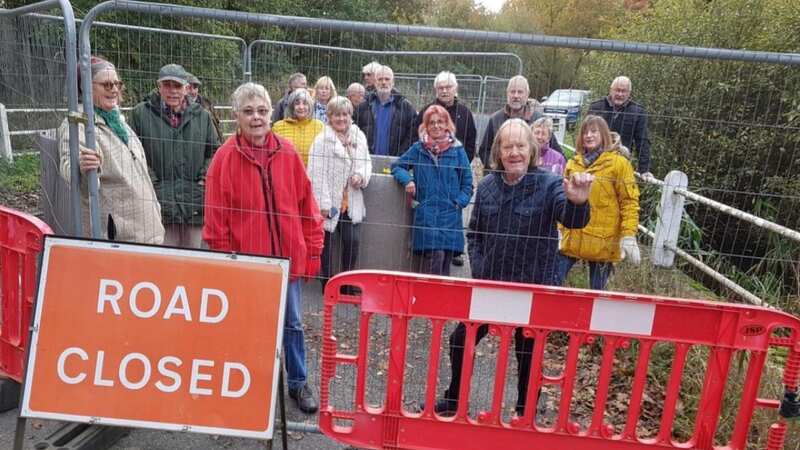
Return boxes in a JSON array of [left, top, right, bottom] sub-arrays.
[[94, 106, 129, 145], [421, 131, 454, 156]]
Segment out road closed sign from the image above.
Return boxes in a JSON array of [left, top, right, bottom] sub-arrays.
[[20, 237, 289, 439]]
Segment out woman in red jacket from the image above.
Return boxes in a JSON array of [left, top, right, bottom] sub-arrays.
[[203, 82, 324, 414]]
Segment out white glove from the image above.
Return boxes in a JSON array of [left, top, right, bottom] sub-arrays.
[[620, 236, 641, 265]]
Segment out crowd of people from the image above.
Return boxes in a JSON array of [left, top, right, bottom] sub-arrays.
[[58, 57, 649, 416]]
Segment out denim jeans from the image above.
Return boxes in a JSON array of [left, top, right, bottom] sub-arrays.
[[557, 254, 614, 290], [284, 279, 307, 391]]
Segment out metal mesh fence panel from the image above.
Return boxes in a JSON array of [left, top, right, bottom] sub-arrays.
[[0, 1, 795, 447]]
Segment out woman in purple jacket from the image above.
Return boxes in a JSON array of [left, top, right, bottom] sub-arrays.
[[532, 117, 566, 175]]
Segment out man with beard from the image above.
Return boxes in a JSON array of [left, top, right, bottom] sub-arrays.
[[354, 65, 417, 156], [477, 75, 562, 168], [588, 76, 652, 177]]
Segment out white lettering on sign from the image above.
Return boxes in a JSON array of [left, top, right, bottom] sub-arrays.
[[190, 359, 215, 396], [129, 282, 161, 318], [119, 353, 151, 390], [155, 356, 182, 393], [57, 347, 88, 384], [163, 286, 192, 321], [95, 279, 229, 323], [97, 279, 123, 315], [54, 348, 251, 398], [93, 350, 114, 387], [200, 289, 228, 324], [221, 362, 251, 398]]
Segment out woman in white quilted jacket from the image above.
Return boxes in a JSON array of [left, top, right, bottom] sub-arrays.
[[307, 96, 372, 290]]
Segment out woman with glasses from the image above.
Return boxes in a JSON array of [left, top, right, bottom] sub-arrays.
[[391, 104, 473, 276], [58, 56, 164, 243], [203, 82, 324, 415]]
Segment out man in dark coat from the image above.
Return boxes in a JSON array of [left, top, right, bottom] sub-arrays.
[[478, 75, 562, 167], [588, 76, 652, 176], [131, 63, 220, 248], [413, 71, 477, 162], [185, 72, 222, 141], [354, 65, 417, 157]]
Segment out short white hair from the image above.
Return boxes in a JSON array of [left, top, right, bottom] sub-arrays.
[[231, 82, 271, 113], [611, 76, 632, 90], [507, 75, 529, 93], [362, 61, 381, 75], [346, 82, 365, 95], [434, 71, 457, 89], [376, 65, 394, 79]]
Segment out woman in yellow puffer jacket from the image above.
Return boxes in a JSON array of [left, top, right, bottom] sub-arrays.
[[558, 115, 640, 290], [272, 88, 324, 165]]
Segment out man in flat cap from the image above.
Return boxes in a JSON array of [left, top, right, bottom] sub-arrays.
[[131, 63, 220, 248]]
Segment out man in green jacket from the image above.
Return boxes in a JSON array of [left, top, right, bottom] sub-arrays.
[[131, 64, 220, 248]]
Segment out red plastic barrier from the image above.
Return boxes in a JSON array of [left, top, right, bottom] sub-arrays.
[[320, 270, 800, 450], [0, 205, 52, 382]]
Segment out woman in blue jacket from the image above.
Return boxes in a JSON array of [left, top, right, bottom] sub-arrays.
[[392, 104, 473, 276], [434, 118, 594, 417]]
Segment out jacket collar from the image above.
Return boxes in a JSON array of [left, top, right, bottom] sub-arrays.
[[605, 96, 632, 110], [234, 132, 282, 163]]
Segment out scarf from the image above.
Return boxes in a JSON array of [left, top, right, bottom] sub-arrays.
[[94, 106, 129, 145], [421, 131, 454, 156], [161, 98, 187, 128], [583, 147, 604, 167], [335, 129, 355, 213]]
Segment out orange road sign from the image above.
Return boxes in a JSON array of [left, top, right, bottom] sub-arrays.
[[20, 237, 289, 439]]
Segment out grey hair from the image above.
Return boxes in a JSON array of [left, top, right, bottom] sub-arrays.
[[434, 71, 457, 89], [326, 96, 354, 117], [285, 88, 313, 119], [362, 61, 381, 75], [375, 65, 394, 79], [231, 82, 271, 113], [507, 75, 530, 93], [611, 75, 632, 90], [346, 82, 365, 95], [490, 118, 539, 171], [531, 116, 554, 133]]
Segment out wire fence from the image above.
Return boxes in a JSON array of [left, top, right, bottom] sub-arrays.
[[1, 1, 800, 448]]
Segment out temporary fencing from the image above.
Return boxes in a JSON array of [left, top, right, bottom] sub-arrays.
[[0, 0, 799, 445], [320, 270, 800, 450], [0, 205, 52, 383], [247, 39, 522, 114]]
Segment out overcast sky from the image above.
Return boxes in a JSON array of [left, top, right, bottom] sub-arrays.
[[475, 0, 506, 13]]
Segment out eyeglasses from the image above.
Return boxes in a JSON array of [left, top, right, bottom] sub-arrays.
[[94, 80, 124, 91], [240, 107, 270, 117]]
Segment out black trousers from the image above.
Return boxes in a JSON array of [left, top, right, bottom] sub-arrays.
[[444, 323, 535, 414], [418, 250, 453, 276], [321, 212, 361, 282]]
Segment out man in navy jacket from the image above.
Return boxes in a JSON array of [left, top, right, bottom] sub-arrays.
[[588, 76, 653, 176]]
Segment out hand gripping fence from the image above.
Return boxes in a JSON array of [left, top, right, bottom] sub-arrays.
[[0, 206, 52, 383], [320, 270, 800, 450]]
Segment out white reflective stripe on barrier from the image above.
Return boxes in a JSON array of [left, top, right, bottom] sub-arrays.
[[590, 298, 655, 336], [469, 287, 532, 325]]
